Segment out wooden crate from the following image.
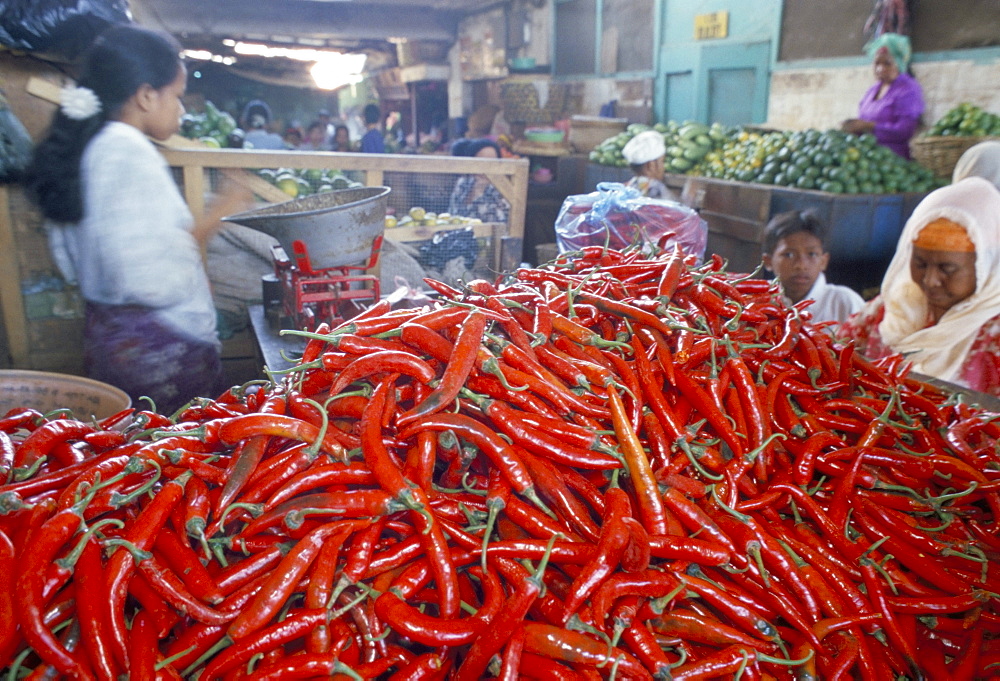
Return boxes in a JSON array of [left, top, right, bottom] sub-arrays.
[[681, 175, 929, 289], [683, 176, 773, 275], [0, 186, 87, 372]]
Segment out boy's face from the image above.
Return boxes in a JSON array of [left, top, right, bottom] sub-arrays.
[[763, 231, 829, 304]]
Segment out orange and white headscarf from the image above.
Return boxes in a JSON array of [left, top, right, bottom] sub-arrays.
[[878, 176, 1000, 383]]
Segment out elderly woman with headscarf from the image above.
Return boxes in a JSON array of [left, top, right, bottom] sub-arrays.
[[448, 138, 510, 224], [842, 33, 925, 159], [953, 140, 1000, 190], [840, 177, 1000, 395]]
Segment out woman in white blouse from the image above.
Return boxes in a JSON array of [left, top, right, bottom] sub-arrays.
[[24, 25, 247, 413]]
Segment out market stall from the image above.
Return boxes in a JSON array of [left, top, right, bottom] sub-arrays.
[[585, 122, 943, 291]]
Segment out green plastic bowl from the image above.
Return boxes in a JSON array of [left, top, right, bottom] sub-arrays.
[[524, 128, 565, 144]]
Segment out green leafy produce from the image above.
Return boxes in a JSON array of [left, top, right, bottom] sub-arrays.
[[693, 128, 942, 194], [926, 102, 1000, 137], [588, 120, 734, 168], [180, 100, 242, 148]]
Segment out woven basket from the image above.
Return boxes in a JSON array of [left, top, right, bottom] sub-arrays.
[[910, 135, 1000, 179]]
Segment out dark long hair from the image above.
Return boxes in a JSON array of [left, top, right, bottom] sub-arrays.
[[23, 25, 183, 223]]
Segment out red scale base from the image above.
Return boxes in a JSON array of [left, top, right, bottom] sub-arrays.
[[272, 235, 382, 332]]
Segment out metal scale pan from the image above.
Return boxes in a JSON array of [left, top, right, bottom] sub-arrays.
[[223, 186, 391, 269]]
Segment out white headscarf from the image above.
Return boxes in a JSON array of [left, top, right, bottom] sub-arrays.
[[878, 176, 1000, 382], [952, 140, 1000, 191], [622, 130, 666, 165]]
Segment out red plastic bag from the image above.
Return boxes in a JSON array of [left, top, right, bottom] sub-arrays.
[[554, 182, 707, 262]]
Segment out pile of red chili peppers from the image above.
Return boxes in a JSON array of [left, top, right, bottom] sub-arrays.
[[1, 245, 999, 680]]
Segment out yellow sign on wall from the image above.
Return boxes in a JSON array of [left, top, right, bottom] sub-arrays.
[[694, 11, 729, 40]]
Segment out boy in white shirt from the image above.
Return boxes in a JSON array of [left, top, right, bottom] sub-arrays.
[[762, 210, 864, 325]]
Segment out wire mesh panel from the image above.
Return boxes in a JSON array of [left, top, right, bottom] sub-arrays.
[[162, 147, 527, 293]]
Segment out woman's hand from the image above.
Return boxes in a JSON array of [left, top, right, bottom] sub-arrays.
[[193, 178, 254, 246], [841, 118, 876, 135]]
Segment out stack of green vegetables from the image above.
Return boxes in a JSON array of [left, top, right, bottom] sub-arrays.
[[588, 121, 732, 172], [693, 128, 942, 194], [256, 167, 363, 199], [589, 121, 943, 194], [0, 247, 997, 679], [925, 102, 1000, 137]]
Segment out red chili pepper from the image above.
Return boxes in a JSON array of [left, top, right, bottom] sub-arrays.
[[217, 413, 346, 460], [397, 412, 546, 506], [491, 627, 526, 681], [0, 407, 41, 433], [375, 566, 501, 646], [0, 528, 19, 667], [14, 505, 95, 679], [104, 472, 190, 672], [13, 419, 95, 470], [305, 539, 343, 654], [202, 608, 332, 678], [215, 394, 287, 516], [72, 536, 120, 680], [660, 487, 743, 564], [182, 472, 212, 543], [153, 529, 224, 604], [80, 429, 127, 451], [503, 493, 580, 541], [559, 487, 633, 622], [496, 360, 610, 420], [671, 364, 745, 460], [859, 557, 922, 676], [326, 349, 437, 396], [240, 651, 367, 680], [533, 344, 592, 389], [649, 607, 775, 651], [647, 534, 731, 564], [607, 389, 669, 536], [128, 610, 160, 681], [261, 461, 376, 508], [589, 567, 681, 629], [454, 544, 556, 681], [475, 397, 621, 470], [397, 321, 453, 363], [228, 521, 362, 640], [655, 243, 685, 298], [521, 622, 650, 678], [398, 308, 488, 425], [518, 450, 601, 542]]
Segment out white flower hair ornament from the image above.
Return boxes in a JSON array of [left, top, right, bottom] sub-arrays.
[[59, 85, 102, 121]]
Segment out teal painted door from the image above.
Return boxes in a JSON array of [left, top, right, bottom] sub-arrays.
[[701, 41, 771, 126], [663, 70, 694, 123]]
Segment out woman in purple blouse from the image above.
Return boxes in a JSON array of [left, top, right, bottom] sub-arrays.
[[842, 33, 924, 159]]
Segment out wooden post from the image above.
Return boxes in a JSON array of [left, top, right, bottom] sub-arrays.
[[182, 164, 206, 221], [0, 187, 29, 366]]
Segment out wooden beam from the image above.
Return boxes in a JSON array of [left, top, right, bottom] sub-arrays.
[[182, 165, 206, 221], [26, 76, 61, 105], [0, 187, 30, 366], [158, 146, 530, 254], [220, 168, 292, 204]]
